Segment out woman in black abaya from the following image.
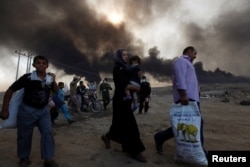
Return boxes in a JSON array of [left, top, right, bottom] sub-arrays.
[[101, 49, 146, 162]]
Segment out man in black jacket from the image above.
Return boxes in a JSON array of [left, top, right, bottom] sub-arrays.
[[99, 78, 112, 110]]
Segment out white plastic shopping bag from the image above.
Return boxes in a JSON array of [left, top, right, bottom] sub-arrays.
[[0, 89, 24, 129], [169, 102, 208, 166]]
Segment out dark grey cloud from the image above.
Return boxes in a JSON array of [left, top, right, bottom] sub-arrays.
[[180, 4, 250, 76], [0, 0, 249, 84], [0, 0, 134, 81]]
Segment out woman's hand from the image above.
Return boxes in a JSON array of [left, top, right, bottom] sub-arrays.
[[0, 110, 9, 120]]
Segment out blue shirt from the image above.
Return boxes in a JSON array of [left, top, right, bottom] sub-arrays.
[[58, 89, 65, 102], [172, 55, 199, 102]]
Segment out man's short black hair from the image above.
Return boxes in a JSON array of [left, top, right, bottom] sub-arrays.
[[183, 46, 196, 54]]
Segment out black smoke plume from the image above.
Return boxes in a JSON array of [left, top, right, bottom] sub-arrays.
[[1, 0, 250, 83], [0, 0, 137, 82], [180, 5, 250, 76]]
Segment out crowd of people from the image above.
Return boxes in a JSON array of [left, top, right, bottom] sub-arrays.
[[0, 46, 207, 166]]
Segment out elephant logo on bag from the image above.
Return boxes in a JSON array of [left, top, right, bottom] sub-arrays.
[[176, 123, 198, 143]]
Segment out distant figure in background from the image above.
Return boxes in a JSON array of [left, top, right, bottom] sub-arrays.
[[88, 81, 97, 93], [99, 78, 112, 110], [54, 82, 75, 124], [76, 81, 87, 111], [138, 76, 151, 114], [87, 81, 97, 105], [69, 76, 81, 113]]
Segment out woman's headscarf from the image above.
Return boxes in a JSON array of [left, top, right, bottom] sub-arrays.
[[114, 48, 127, 66]]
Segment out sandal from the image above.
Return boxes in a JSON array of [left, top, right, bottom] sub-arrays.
[[19, 159, 32, 167], [44, 159, 59, 167], [132, 153, 147, 163], [101, 135, 111, 149]]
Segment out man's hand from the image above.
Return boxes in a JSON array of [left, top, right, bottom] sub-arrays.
[[180, 96, 189, 105], [178, 89, 189, 105]]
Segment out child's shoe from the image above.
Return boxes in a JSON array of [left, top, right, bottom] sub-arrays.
[[67, 119, 75, 124]]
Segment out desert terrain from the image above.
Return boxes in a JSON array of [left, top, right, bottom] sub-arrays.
[[0, 83, 250, 167]]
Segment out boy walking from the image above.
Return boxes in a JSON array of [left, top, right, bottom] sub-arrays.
[[0, 55, 59, 167], [56, 82, 75, 124]]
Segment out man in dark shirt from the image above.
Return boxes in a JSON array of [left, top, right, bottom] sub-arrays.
[[76, 81, 87, 111], [138, 76, 151, 114], [99, 78, 112, 110]]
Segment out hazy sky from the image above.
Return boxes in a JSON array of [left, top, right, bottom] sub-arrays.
[[0, 0, 250, 91]]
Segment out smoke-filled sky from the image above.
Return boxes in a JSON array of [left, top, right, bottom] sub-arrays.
[[0, 0, 250, 91]]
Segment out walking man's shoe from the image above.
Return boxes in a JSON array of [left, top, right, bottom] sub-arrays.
[[154, 136, 163, 154]]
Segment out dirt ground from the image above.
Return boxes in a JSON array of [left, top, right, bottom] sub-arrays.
[[0, 83, 250, 167]]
